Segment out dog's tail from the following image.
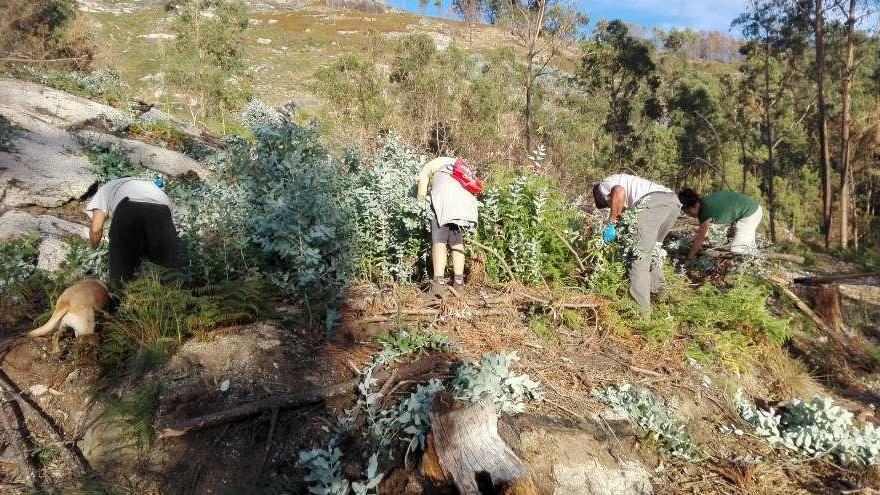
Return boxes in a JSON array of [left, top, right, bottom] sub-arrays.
[[29, 303, 69, 337]]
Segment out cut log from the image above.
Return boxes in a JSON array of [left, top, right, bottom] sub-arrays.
[[815, 284, 845, 334], [422, 393, 536, 495], [159, 355, 453, 437]]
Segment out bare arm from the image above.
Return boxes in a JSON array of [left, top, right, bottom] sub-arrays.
[[687, 220, 711, 261], [417, 177, 429, 199], [89, 210, 106, 249], [608, 186, 626, 222]]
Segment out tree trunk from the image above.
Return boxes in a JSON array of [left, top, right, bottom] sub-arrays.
[[839, 0, 857, 249], [524, 53, 535, 154], [763, 42, 777, 243], [815, 0, 833, 249], [421, 394, 536, 495]]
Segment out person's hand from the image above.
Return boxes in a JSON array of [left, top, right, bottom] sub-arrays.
[[602, 223, 617, 244]]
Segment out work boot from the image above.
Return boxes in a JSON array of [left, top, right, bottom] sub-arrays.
[[421, 278, 447, 300], [450, 276, 465, 297]]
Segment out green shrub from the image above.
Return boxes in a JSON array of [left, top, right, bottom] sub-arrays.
[[83, 142, 145, 181], [344, 135, 429, 283], [475, 172, 585, 284], [31, 68, 126, 104], [0, 233, 40, 297], [104, 381, 162, 450], [99, 267, 267, 378], [592, 383, 702, 461], [0, 115, 21, 152]]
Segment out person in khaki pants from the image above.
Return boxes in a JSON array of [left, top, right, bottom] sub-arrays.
[[593, 174, 681, 315]]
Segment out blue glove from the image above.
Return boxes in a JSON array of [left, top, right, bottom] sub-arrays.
[[153, 177, 166, 189], [602, 223, 617, 244]]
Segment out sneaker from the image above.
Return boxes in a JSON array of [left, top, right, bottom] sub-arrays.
[[450, 281, 465, 297]]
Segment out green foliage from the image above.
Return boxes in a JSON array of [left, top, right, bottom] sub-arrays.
[[165, 0, 252, 121], [99, 267, 267, 379], [314, 54, 389, 136], [452, 351, 543, 413], [476, 172, 584, 284], [0, 234, 39, 297], [231, 119, 355, 333], [592, 383, 702, 461], [529, 315, 558, 342], [104, 381, 162, 450], [37, 68, 126, 104], [735, 390, 880, 466], [83, 142, 145, 181], [578, 20, 658, 164], [345, 135, 428, 283], [0, 0, 92, 69]]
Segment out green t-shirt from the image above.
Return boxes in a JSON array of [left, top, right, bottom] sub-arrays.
[[698, 191, 760, 225]]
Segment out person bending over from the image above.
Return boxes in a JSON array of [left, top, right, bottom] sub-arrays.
[[677, 188, 763, 263], [417, 157, 479, 298], [85, 177, 181, 287], [593, 174, 680, 315]]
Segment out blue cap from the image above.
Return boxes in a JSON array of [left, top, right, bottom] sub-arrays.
[[153, 177, 165, 189]]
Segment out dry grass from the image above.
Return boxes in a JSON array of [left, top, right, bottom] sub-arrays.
[[758, 345, 823, 400]]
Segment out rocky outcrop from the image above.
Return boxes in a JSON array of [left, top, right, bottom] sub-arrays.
[[0, 109, 97, 208], [0, 78, 126, 128], [0, 210, 88, 272], [76, 130, 212, 179], [502, 415, 655, 495]]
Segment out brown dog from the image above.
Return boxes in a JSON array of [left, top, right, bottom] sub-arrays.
[[30, 279, 109, 339]]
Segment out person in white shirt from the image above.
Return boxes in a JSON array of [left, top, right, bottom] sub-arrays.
[[84, 177, 181, 286], [593, 174, 680, 314], [417, 157, 479, 298]]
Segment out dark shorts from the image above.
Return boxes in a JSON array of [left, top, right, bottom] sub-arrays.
[[431, 215, 463, 246], [108, 198, 182, 285]]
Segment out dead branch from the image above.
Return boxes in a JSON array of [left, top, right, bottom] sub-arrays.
[[468, 238, 519, 284], [0, 398, 37, 488], [793, 271, 880, 286], [548, 226, 586, 273], [0, 368, 89, 476], [159, 355, 454, 437]]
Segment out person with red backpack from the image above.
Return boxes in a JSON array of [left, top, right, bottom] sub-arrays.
[[417, 157, 482, 298]]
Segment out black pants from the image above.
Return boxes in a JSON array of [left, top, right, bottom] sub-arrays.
[[109, 198, 182, 286]]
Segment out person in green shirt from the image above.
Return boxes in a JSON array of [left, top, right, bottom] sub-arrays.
[[677, 188, 763, 263]]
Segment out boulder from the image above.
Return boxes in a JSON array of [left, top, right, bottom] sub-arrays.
[[37, 235, 74, 272], [0, 78, 126, 128], [75, 130, 212, 179], [0, 109, 97, 207], [501, 415, 654, 495], [0, 210, 88, 273], [0, 210, 87, 241]]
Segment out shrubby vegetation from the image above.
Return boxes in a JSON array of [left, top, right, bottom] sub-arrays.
[[592, 383, 702, 461], [0, 0, 93, 70], [735, 390, 880, 466]]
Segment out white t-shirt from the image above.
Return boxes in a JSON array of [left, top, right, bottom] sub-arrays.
[[85, 178, 171, 219], [597, 174, 671, 208]]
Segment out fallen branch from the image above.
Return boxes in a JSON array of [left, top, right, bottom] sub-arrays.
[[0, 399, 37, 488], [0, 56, 88, 64], [159, 356, 454, 437], [704, 249, 805, 264], [793, 271, 880, 286], [468, 239, 518, 284], [0, 369, 89, 476]]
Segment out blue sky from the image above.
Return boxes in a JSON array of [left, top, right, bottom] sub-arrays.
[[386, 0, 749, 33]]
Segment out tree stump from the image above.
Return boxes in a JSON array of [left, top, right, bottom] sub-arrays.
[[793, 283, 849, 336], [421, 393, 536, 495]]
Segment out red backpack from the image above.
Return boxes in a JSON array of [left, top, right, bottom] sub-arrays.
[[450, 158, 483, 195]]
